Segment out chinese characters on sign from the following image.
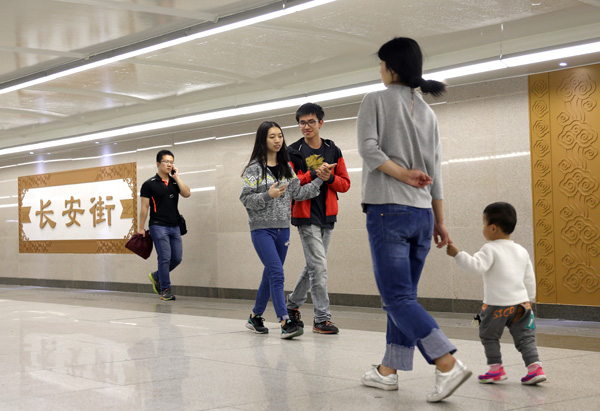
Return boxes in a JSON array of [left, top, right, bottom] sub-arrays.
[[63, 196, 84, 227], [19, 163, 137, 254], [36, 196, 118, 229], [35, 199, 56, 229], [90, 196, 115, 227]]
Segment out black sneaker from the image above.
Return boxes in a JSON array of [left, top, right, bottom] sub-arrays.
[[160, 289, 176, 301], [281, 320, 304, 339], [245, 314, 269, 334], [313, 320, 339, 334], [287, 308, 304, 328], [148, 272, 160, 295]]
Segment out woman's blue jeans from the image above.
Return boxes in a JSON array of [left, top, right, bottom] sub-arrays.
[[251, 228, 290, 322], [365, 204, 456, 371]]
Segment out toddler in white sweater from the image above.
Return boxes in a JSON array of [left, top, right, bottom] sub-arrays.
[[447, 202, 547, 385]]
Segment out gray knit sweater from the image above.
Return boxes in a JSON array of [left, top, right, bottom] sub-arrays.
[[240, 161, 323, 231], [357, 84, 443, 209]]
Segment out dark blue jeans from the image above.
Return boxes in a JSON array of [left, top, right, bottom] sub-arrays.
[[365, 204, 456, 371], [149, 224, 182, 291], [251, 228, 290, 322]]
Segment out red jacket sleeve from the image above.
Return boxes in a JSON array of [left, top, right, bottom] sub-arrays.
[[328, 156, 350, 193], [289, 160, 313, 185]]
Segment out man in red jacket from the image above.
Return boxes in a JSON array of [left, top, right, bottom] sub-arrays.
[[286, 103, 351, 334]]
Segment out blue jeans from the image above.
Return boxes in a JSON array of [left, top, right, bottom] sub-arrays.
[[287, 225, 333, 323], [251, 228, 291, 322], [365, 204, 456, 371], [149, 224, 182, 291]]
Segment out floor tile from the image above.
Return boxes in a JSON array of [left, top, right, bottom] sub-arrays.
[[0, 286, 598, 410]]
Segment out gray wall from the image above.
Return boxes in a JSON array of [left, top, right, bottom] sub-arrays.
[[0, 77, 533, 307]]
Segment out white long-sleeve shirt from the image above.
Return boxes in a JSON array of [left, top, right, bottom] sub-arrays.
[[454, 239, 536, 306]]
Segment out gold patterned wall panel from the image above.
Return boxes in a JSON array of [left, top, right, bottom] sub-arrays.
[[529, 73, 556, 303], [529, 66, 600, 306]]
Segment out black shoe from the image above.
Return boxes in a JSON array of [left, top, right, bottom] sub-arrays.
[[148, 272, 160, 295], [287, 308, 304, 328], [160, 289, 176, 301], [245, 314, 269, 334], [281, 320, 304, 339], [313, 320, 339, 334]]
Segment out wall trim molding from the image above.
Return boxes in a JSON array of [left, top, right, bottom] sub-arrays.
[[1, 277, 597, 322]]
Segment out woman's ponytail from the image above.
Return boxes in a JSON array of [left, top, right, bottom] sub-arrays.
[[419, 79, 446, 97]]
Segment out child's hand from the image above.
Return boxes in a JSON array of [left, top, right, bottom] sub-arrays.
[[446, 243, 459, 257]]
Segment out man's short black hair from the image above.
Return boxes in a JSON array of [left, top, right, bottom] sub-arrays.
[[483, 202, 517, 234], [295, 102, 324, 122], [156, 149, 174, 163]]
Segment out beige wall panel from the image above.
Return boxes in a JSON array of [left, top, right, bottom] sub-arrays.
[[0, 76, 536, 306]]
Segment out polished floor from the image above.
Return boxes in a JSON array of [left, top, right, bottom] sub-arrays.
[[1, 286, 599, 410]]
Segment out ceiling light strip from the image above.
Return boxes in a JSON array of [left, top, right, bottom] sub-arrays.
[[424, 60, 508, 81], [426, 40, 600, 81], [502, 41, 600, 67], [0, 0, 336, 96], [190, 186, 216, 192], [136, 144, 173, 152], [0, 83, 382, 156], [174, 137, 215, 145], [178, 169, 217, 175], [1, 39, 599, 158]]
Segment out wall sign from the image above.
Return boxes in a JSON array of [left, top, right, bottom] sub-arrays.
[[18, 163, 137, 254]]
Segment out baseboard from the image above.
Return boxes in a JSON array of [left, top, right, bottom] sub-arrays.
[[0, 277, 597, 322]]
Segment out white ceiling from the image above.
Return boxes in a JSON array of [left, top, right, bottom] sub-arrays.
[[1, 0, 600, 160]]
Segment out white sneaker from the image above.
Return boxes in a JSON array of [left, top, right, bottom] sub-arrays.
[[426, 359, 472, 403], [361, 364, 398, 391]]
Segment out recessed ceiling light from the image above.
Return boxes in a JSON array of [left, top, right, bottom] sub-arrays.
[[559, 62, 568, 67]]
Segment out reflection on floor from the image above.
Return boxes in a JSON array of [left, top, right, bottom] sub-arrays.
[[1, 286, 599, 410]]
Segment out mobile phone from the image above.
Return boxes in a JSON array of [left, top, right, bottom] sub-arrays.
[[170, 167, 176, 176]]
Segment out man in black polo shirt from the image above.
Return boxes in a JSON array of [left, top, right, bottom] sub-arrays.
[[138, 150, 190, 300]]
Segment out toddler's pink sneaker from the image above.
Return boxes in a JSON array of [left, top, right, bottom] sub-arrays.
[[478, 366, 507, 384], [521, 365, 547, 385]]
